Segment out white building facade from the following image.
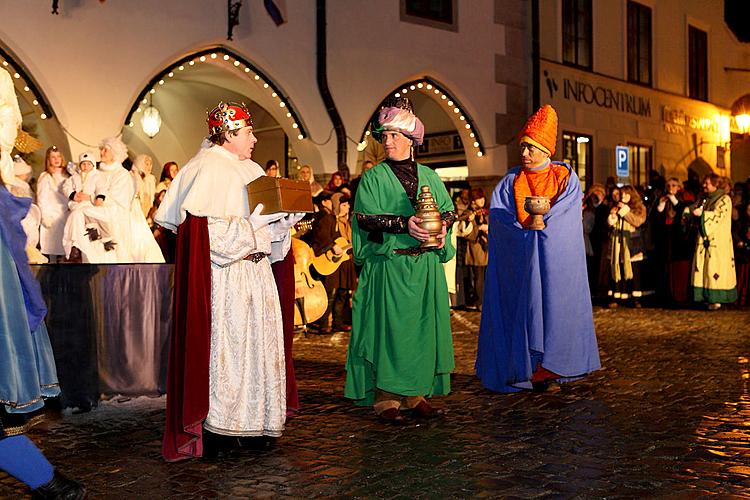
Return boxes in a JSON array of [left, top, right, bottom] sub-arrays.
[[537, 0, 750, 190], [0, 0, 530, 185]]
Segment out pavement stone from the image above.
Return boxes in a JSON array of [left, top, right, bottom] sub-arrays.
[[1, 306, 749, 498]]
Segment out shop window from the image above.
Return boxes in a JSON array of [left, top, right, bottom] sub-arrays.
[[562, 0, 592, 70], [688, 26, 708, 101], [627, 143, 652, 187], [627, 1, 652, 86], [562, 132, 593, 191], [400, 0, 458, 31]]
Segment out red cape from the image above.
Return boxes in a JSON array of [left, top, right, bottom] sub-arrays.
[[162, 214, 211, 461], [272, 251, 299, 413]]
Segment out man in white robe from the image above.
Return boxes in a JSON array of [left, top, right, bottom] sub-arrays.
[[63, 139, 164, 263], [61, 152, 110, 262], [156, 101, 303, 461]]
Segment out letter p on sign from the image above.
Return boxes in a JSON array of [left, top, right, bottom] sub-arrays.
[[615, 146, 629, 178]]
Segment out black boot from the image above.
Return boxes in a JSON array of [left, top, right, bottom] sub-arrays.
[[31, 471, 86, 499], [201, 429, 239, 459], [65, 247, 82, 264]]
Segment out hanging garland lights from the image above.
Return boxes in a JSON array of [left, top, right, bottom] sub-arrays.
[[124, 47, 308, 141], [0, 45, 54, 121], [361, 77, 485, 158]]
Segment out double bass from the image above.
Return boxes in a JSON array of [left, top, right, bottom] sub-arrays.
[[291, 237, 328, 328]]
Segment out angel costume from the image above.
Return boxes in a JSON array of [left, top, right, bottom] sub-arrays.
[[64, 158, 163, 263]]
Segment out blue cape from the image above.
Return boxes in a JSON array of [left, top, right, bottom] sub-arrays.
[[0, 185, 46, 333], [475, 162, 600, 392], [0, 184, 59, 411]]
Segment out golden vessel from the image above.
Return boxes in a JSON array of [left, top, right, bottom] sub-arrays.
[[415, 185, 443, 248]]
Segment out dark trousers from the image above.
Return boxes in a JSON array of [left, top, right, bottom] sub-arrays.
[[468, 265, 486, 306], [315, 287, 351, 330]]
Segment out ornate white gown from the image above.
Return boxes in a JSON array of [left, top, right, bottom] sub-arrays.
[[203, 215, 286, 436]]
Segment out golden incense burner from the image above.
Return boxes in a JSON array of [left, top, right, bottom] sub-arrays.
[[415, 185, 444, 248], [524, 196, 551, 230]]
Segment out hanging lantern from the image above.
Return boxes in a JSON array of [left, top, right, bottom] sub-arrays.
[[141, 105, 162, 138]]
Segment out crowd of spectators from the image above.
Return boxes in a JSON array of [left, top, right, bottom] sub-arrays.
[[12, 140, 177, 264], [580, 173, 749, 310], [17, 142, 750, 314]]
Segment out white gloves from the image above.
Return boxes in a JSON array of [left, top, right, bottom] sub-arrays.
[[248, 203, 286, 230], [275, 212, 306, 232]]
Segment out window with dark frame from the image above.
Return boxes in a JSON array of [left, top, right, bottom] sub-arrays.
[[562, 132, 593, 192], [400, 0, 457, 31], [562, 0, 593, 70], [627, 1, 652, 86], [627, 143, 652, 187], [688, 26, 708, 101]]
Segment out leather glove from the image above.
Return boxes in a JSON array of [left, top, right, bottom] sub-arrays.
[[248, 203, 286, 230], [274, 212, 306, 232]]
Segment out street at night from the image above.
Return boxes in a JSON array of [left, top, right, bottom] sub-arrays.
[[2, 307, 748, 498]]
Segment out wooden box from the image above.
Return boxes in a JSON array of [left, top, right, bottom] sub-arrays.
[[247, 176, 314, 215]]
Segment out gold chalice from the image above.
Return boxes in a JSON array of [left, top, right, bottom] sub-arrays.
[[524, 196, 550, 230]]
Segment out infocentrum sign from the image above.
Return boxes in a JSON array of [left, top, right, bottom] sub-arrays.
[[562, 79, 651, 117], [544, 69, 652, 118]]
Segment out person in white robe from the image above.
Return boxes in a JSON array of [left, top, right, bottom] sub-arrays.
[[61, 152, 111, 262], [155, 101, 303, 447], [9, 157, 46, 264], [36, 146, 69, 261], [64, 138, 163, 263], [132, 154, 157, 219]]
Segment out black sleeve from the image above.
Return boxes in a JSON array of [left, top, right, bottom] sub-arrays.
[[355, 213, 409, 234], [441, 210, 457, 227]]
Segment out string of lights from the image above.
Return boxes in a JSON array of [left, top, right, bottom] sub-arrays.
[[124, 46, 308, 141], [0, 46, 54, 121], [361, 77, 486, 158]]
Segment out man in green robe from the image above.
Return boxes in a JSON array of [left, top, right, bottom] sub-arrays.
[[344, 98, 456, 423]]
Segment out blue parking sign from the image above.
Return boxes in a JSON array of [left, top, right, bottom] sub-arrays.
[[615, 146, 629, 178]]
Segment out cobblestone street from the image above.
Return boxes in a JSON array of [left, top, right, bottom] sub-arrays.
[[2, 307, 749, 499]]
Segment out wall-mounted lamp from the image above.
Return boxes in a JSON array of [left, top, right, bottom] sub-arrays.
[[731, 94, 750, 135]]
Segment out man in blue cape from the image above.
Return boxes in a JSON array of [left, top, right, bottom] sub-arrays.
[[476, 105, 600, 392]]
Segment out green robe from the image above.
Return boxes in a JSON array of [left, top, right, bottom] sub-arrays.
[[344, 162, 455, 406]]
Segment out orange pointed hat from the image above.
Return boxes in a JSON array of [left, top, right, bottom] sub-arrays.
[[518, 104, 558, 155]]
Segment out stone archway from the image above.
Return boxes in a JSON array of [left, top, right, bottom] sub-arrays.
[[121, 46, 318, 178], [0, 44, 69, 175], [356, 77, 485, 182]]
